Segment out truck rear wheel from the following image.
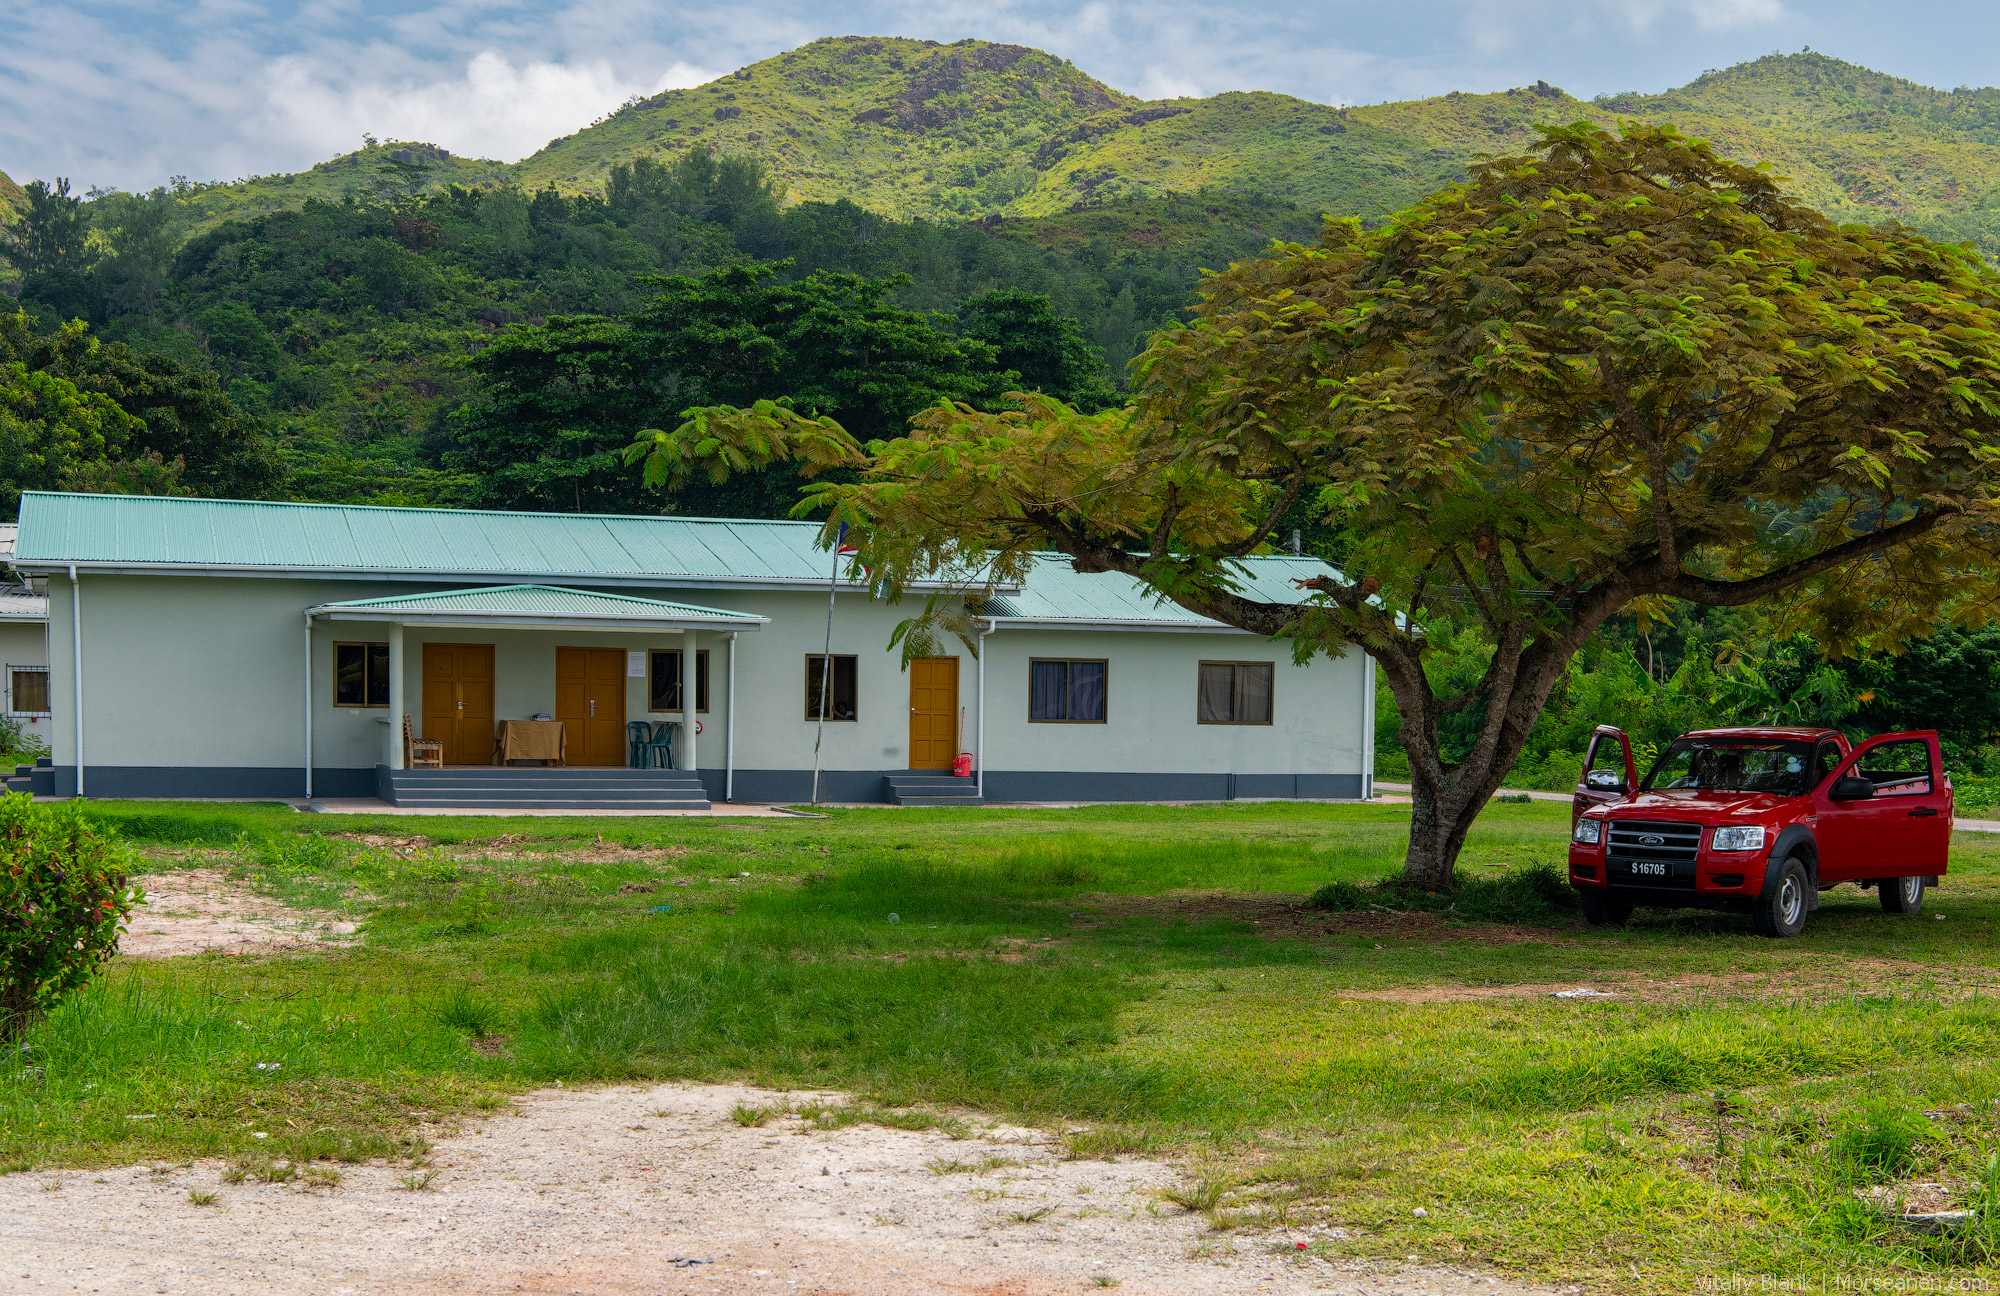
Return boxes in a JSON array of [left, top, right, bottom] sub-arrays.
[[1753, 857, 1810, 938], [1879, 875, 1927, 914], [1578, 889, 1631, 927]]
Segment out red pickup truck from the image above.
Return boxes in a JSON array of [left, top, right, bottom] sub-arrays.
[[1567, 725, 1952, 937]]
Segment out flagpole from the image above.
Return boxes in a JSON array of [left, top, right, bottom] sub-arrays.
[[810, 533, 841, 805]]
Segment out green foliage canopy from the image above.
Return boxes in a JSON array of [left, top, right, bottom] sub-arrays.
[[455, 262, 1010, 516], [634, 123, 2000, 886]]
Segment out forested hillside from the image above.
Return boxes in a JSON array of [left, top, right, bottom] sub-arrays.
[[0, 146, 1313, 502], [97, 42, 2000, 257]]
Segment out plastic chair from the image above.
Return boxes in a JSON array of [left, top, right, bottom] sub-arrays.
[[643, 721, 675, 770], [626, 721, 652, 768]]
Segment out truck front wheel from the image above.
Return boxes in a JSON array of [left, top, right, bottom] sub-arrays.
[[1879, 875, 1927, 914], [1753, 857, 1811, 938], [1578, 889, 1632, 927]]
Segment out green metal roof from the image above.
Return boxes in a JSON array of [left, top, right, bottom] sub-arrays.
[[13, 492, 1343, 630], [12, 492, 884, 590], [307, 584, 765, 627], [981, 554, 1341, 630]]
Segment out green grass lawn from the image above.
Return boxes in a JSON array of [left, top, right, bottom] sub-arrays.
[[8, 797, 2000, 1289]]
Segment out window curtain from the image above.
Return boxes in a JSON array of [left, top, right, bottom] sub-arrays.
[[1198, 663, 1235, 722], [1069, 662, 1105, 721], [1238, 664, 1273, 724], [1030, 660, 1068, 720]]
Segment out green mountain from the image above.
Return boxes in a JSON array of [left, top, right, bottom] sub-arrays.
[[0, 170, 22, 223], [172, 41, 2000, 255], [18, 39, 2000, 511]]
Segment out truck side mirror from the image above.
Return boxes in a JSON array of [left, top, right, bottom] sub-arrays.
[[1831, 775, 1876, 801], [1585, 768, 1626, 793]]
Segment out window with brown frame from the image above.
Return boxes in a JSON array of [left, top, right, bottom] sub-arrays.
[[7, 667, 48, 716], [805, 654, 858, 721], [1197, 661, 1274, 725], [1028, 659, 1106, 723], [333, 642, 391, 707], [649, 649, 710, 712]]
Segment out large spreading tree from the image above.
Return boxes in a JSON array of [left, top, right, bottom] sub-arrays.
[[631, 124, 2000, 887]]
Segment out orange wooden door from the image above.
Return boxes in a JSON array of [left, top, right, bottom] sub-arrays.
[[908, 657, 958, 770], [555, 647, 627, 766], [421, 643, 495, 765]]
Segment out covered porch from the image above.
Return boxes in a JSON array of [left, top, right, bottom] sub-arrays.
[[303, 585, 766, 809]]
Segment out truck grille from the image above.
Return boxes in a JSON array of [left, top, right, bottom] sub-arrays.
[[1605, 818, 1702, 890]]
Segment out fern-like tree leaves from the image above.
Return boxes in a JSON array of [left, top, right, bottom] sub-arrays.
[[637, 123, 2000, 888]]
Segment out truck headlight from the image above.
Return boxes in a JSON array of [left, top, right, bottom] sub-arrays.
[[1572, 819, 1602, 845], [1710, 826, 1767, 853]]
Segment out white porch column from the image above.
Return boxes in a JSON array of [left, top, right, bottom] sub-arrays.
[[388, 623, 405, 770], [681, 628, 698, 774], [724, 631, 737, 802]]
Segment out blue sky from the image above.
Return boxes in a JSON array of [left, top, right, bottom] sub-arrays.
[[5, 1, 1997, 191]]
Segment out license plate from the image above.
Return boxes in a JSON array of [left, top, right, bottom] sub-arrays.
[[1628, 861, 1668, 877]]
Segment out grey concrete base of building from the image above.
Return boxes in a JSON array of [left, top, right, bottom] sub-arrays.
[[724, 769, 1364, 804], [47, 766, 374, 800], [42, 765, 1363, 805]]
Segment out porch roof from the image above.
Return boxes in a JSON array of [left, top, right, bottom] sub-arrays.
[[305, 584, 767, 631]]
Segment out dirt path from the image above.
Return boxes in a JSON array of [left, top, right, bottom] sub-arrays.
[[1, 1083, 1556, 1296]]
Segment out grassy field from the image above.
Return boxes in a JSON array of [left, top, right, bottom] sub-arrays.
[[7, 797, 2000, 1289]]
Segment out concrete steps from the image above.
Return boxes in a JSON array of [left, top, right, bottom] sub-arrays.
[[6, 757, 50, 798], [883, 771, 983, 807], [383, 765, 710, 811]]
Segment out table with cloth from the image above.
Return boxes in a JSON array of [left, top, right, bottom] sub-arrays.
[[493, 719, 566, 765]]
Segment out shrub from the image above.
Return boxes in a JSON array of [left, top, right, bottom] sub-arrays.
[[0, 793, 140, 1039]]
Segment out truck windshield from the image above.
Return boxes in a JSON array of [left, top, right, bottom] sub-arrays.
[[1641, 739, 1819, 795]]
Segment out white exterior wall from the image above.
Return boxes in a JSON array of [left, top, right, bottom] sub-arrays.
[[40, 573, 1366, 801], [977, 627, 1366, 778], [0, 617, 50, 746]]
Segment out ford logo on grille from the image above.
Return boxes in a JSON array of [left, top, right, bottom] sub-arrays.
[[1638, 834, 1665, 846]]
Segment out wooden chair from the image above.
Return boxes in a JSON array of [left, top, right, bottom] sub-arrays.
[[404, 714, 444, 769]]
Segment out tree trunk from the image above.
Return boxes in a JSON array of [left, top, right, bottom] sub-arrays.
[[1374, 630, 1583, 891], [1400, 766, 1513, 889]]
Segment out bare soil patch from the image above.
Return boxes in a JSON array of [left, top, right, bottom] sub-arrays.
[[119, 869, 356, 959], [335, 830, 699, 866], [1080, 892, 1569, 948], [0, 1082, 1552, 1296], [1325, 959, 2000, 1006]]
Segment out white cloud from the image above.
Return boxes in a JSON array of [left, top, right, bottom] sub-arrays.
[[257, 50, 716, 163], [1603, 0, 1788, 34], [1684, 0, 1786, 30]]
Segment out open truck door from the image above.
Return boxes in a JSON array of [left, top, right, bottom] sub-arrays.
[[1815, 729, 1951, 890], [1575, 725, 1637, 823]]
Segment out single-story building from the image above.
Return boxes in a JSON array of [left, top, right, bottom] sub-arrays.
[[6, 491, 1375, 808], [0, 523, 52, 745]]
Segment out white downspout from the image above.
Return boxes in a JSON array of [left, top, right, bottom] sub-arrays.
[[724, 631, 737, 803], [1361, 650, 1376, 800], [68, 565, 81, 798], [303, 612, 314, 800], [976, 618, 993, 800]]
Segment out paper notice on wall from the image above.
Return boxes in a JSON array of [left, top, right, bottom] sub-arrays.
[[627, 650, 646, 678]]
